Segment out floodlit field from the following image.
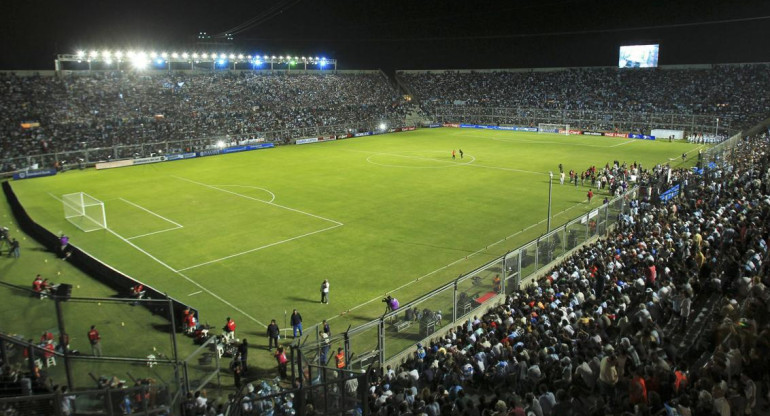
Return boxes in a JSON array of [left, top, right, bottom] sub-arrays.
[[10, 128, 701, 338]]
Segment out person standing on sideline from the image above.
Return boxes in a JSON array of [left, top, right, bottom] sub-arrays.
[[88, 325, 102, 357], [267, 319, 280, 351], [587, 189, 594, 203], [451, 149, 456, 160], [290, 309, 303, 338], [320, 279, 330, 304], [558, 163, 563, 173], [459, 149, 464, 159], [9, 238, 19, 258], [560, 172, 565, 185], [238, 339, 249, 372]]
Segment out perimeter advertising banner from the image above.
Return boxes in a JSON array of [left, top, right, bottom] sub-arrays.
[[13, 168, 57, 180]]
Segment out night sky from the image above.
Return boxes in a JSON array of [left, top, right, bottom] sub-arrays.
[[2, 0, 769, 72]]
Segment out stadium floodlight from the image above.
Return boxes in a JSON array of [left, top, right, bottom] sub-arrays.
[[131, 54, 149, 70], [264, 55, 269, 59], [104, 59, 113, 65], [171, 52, 179, 58], [126, 51, 135, 58], [229, 53, 235, 59], [216, 140, 225, 149], [150, 51, 157, 58], [102, 50, 110, 58], [201, 53, 209, 59], [76, 50, 85, 58], [161, 52, 168, 58], [315, 56, 319, 60], [115, 51, 123, 59], [220, 53, 227, 59], [238, 54, 244, 59], [89, 50, 98, 58], [182, 52, 189, 59], [271, 55, 276, 59], [191, 53, 198, 58]]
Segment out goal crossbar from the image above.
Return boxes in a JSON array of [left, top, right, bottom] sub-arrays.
[[62, 192, 107, 232]]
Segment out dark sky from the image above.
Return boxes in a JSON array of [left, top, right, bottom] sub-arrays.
[[2, 0, 769, 72]]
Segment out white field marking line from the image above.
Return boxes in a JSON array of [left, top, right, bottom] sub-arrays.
[[210, 185, 276, 203], [349, 148, 545, 176], [118, 198, 184, 228], [173, 176, 343, 226], [609, 140, 636, 148], [48, 193, 269, 328], [188, 291, 202, 296], [347, 149, 476, 167], [177, 223, 343, 271], [326, 201, 587, 323], [365, 153, 477, 169], [126, 227, 184, 240]]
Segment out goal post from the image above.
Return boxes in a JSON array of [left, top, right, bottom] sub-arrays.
[[538, 123, 570, 135], [62, 192, 107, 232]]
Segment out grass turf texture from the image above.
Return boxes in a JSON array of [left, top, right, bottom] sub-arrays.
[[8, 128, 701, 371]]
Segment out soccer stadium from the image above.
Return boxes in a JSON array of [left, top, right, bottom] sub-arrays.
[[1, 1, 770, 415]]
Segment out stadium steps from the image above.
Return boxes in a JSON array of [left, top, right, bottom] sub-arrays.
[[663, 292, 721, 359]]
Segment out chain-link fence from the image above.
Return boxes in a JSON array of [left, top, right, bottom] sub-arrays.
[[297, 186, 638, 371], [0, 333, 177, 415]]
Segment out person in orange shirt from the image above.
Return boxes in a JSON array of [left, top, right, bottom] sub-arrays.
[[587, 189, 594, 203]]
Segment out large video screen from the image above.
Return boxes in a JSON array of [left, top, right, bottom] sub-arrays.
[[618, 44, 659, 68]]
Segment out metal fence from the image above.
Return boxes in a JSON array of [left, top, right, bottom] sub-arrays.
[[0, 333, 177, 415], [298, 186, 638, 370], [0, 282, 224, 414]]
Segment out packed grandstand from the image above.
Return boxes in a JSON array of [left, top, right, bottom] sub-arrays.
[[1, 62, 770, 416], [3, 64, 770, 172]]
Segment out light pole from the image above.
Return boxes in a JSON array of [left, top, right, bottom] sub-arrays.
[[547, 171, 553, 232], [715, 117, 720, 140]]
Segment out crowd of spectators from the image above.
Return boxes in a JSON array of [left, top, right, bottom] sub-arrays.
[[0, 71, 408, 170], [355, 134, 770, 416], [402, 65, 770, 133]]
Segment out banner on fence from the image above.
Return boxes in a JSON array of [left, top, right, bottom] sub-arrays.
[[659, 184, 680, 202], [133, 156, 167, 165], [95, 160, 133, 170], [13, 168, 57, 180], [165, 152, 198, 161], [197, 149, 221, 157], [443, 123, 460, 128], [628, 134, 656, 140]]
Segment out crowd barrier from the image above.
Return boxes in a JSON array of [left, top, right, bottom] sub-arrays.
[[299, 186, 638, 372]]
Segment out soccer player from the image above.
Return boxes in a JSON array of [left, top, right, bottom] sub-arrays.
[[587, 189, 594, 203], [452, 150, 456, 160], [560, 172, 565, 185], [459, 149, 464, 159]]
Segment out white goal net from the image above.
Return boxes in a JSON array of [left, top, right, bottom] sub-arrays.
[[62, 192, 107, 232], [538, 123, 570, 135]]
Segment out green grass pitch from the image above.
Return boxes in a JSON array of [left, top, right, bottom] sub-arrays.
[[9, 128, 701, 348]]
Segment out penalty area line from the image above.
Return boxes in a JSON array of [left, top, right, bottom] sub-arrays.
[[47, 192, 268, 328]]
